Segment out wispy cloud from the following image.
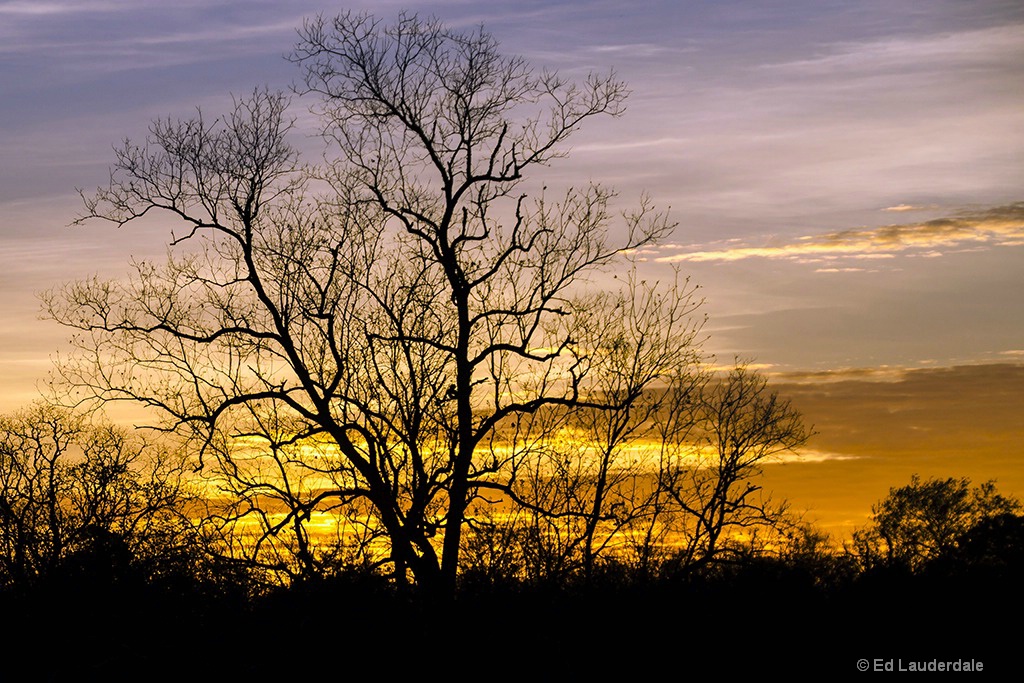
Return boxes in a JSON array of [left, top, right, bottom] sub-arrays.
[[657, 203, 1024, 263], [572, 136, 688, 154], [883, 204, 927, 212], [777, 448, 860, 464], [773, 366, 912, 384], [0, 0, 311, 71], [761, 23, 1024, 75], [587, 42, 692, 58], [0, 1, 128, 15]]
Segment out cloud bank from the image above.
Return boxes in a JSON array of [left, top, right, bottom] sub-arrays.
[[657, 203, 1024, 263]]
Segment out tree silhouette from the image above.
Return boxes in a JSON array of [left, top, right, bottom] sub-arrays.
[[851, 474, 1021, 572], [0, 402, 191, 587], [932, 512, 1024, 581], [47, 11, 695, 595], [657, 363, 811, 571], [475, 269, 705, 582]]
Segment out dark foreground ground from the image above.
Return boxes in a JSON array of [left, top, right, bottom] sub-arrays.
[[3, 565, 1017, 681]]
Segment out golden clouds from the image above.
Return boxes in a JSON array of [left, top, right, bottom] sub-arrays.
[[657, 203, 1024, 264]]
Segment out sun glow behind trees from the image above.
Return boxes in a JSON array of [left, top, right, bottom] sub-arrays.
[[174, 362, 811, 584]]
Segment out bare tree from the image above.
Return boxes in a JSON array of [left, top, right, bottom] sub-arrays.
[[489, 270, 705, 580], [47, 12, 687, 594], [0, 401, 190, 586], [657, 363, 811, 572]]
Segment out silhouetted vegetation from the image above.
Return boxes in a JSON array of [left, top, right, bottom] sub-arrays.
[[3, 10, 1018, 678], [42, 10, 818, 600], [1, 427, 1018, 678], [850, 474, 1021, 573]]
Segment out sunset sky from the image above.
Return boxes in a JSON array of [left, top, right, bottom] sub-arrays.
[[1, 0, 1022, 536]]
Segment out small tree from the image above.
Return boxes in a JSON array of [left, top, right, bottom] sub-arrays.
[[0, 402, 191, 587], [658, 363, 811, 572], [851, 474, 1021, 572], [496, 272, 705, 581]]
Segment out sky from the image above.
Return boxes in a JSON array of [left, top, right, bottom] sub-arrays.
[[1, 0, 1022, 535]]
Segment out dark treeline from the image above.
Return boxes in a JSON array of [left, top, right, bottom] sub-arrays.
[[1, 405, 1019, 677], [3, 505, 1019, 678]]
